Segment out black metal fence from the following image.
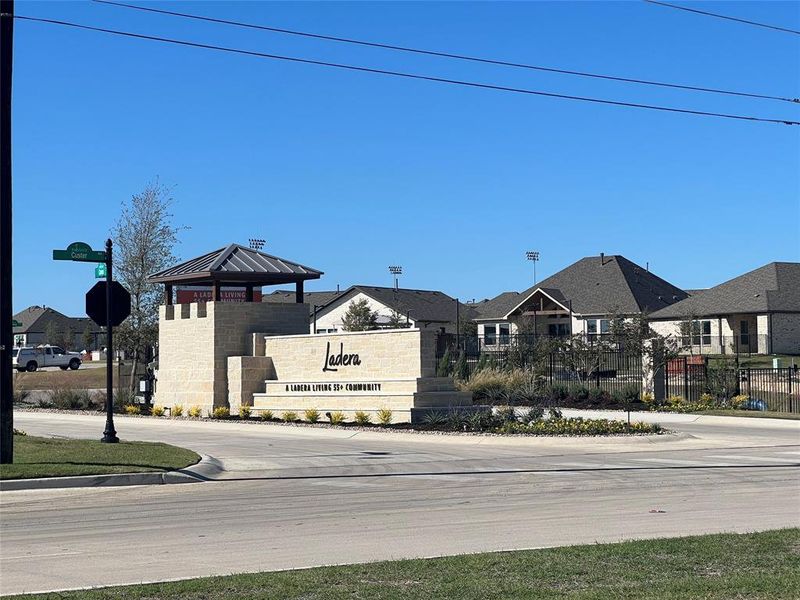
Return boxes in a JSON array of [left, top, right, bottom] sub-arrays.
[[437, 334, 800, 413]]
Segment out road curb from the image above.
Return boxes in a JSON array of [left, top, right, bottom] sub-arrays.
[[0, 454, 224, 492]]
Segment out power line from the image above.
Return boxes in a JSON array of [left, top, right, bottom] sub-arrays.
[[92, 0, 798, 104], [644, 0, 800, 36], [6, 13, 799, 126]]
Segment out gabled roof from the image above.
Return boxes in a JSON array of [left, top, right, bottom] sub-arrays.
[[470, 292, 523, 320], [475, 255, 687, 320], [649, 262, 800, 320], [13, 306, 100, 334], [317, 285, 474, 324], [149, 244, 323, 285], [263, 290, 345, 315]]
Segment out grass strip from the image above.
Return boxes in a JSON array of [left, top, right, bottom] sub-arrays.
[[9, 529, 799, 599], [0, 435, 199, 479]]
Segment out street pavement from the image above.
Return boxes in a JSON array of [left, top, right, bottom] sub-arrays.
[[1, 410, 798, 595]]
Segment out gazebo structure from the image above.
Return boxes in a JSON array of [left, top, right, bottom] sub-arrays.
[[151, 244, 324, 412], [149, 243, 323, 304]]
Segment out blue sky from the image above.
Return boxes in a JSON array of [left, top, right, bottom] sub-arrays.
[[11, 0, 800, 315]]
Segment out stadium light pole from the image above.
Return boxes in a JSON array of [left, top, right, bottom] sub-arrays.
[[388, 265, 402, 290], [526, 251, 540, 285]]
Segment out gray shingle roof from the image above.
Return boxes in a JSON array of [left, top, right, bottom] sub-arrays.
[[649, 262, 800, 319], [149, 244, 323, 285], [470, 292, 524, 320], [13, 306, 99, 334], [475, 255, 687, 320], [263, 290, 345, 315], [318, 286, 475, 324]]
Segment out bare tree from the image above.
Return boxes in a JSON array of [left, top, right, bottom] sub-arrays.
[[112, 180, 184, 389]]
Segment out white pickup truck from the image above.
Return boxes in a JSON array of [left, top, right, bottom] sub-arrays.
[[12, 346, 82, 372]]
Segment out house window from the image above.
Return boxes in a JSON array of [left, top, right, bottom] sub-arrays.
[[484, 324, 497, 346], [600, 319, 610, 334], [548, 323, 569, 336], [499, 324, 510, 345], [740, 321, 750, 348], [691, 320, 712, 346]]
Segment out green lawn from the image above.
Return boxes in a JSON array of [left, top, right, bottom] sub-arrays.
[[0, 435, 199, 479], [9, 529, 799, 599]]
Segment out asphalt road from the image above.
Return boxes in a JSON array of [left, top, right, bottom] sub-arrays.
[[2, 411, 798, 595]]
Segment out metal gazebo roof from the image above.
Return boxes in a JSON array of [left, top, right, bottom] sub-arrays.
[[149, 244, 323, 286]]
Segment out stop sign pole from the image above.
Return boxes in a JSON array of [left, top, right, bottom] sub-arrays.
[[101, 239, 119, 443]]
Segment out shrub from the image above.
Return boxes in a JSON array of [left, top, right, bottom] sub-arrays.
[[548, 407, 563, 420], [13, 428, 27, 436], [729, 394, 749, 410], [328, 411, 345, 425], [51, 388, 92, 410], [520, 406, 545, 424], [239, 405, 251, 420], [465, 369, 532, 401], [436, 348, 453, 377], [260, 409, 274, 421], [124, 404, 141, 415], [422, 410, 447, 428], [282, 411, 298, 423], [495, 405, 518, 423], [546, 383, 570, 402], [211, 406, 230, 419], [304, 408, 321, 423], [376, 407, 393, 426], [188, 405, 202, 418], [151, 405, 165, 417], [172, 404, 184, 417], [13, 389, 30, 404], [354, 410, 371, 425], [453, 352, 470, 381], [114, 388, 137, 411]]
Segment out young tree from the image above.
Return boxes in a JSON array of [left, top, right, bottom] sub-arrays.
[[386, 308, 409, 329], [341, 299, 378, 332], [82, 323, 94, 351], [44, 321, 57, 346], [55, 323, 73, 350], [112, 180, 184, 389]]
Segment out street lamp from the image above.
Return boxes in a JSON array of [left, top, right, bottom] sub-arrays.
[[389, 265, 402, 290], [526, 251, 540, 285]]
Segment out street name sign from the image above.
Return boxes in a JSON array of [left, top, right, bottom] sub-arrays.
[[95, 263, 107, 279], [53, 241, 107, 263]]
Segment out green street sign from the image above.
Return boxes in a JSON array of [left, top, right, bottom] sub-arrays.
[[53, 241, 107, 263], [95, 263, 107, 279], [12, 319, 22, 327]]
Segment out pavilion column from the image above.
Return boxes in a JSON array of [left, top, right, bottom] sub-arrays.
[[295, 280, 304, 303], [245, 285, 254, 302], [212, 281, 221, 301], [164, 284, 173, 306]]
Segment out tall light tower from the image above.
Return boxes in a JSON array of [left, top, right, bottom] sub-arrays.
[[526, 251, 540, 285], [388, 265, 403, 290], [248, 238, 266, 251]]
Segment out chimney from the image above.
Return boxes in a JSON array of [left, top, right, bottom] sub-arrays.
[[600, 253, 605, 265]]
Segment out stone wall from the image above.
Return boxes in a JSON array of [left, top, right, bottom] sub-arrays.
[[251, 328, 470, 423], [155, 301, 308, 413]]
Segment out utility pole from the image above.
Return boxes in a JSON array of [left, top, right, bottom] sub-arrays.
[[1, 0, 15, 464]]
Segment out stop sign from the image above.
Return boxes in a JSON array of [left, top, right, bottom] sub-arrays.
[[86, 281, 131, 327]]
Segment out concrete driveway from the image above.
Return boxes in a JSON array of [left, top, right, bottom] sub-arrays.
[[1, 410, 798, 595]]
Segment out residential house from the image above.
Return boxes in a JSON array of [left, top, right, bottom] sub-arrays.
[[648, 262, 800, 355], [12, 305, 103, 351], [310, 286, 472, 334], [471, 254, 688, 347]]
